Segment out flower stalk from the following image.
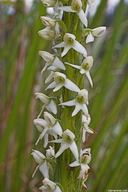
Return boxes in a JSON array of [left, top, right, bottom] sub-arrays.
[[32, 0, 106, 191]]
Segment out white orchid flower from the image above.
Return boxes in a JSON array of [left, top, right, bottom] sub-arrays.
[[87, 0, 95, 12], [58, 0, 88, 27], [68, 148, 91, 179], [53, 33, 87, 57], [45, 72, 80, 93], [83, 26, 106, 44], [35, 93, 57, 118], [60, 89, 88, 117], [65, 56, 93, 87], [31, 149, 49, 178], [39, 51, 65, 73], [33, 112, 62, 147], [41, 0, 56, 7], [38, 27, 55, 40], [82, 114, 97, 142], [39, 178, 62, 192], [51, 129, 79, 160]]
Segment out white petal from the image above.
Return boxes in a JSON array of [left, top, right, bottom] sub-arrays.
[[39, 161, 49, 178], [35, 127, 49, 145], [55, 142, 69, 158], [58, 6, 72, 12], [53, 42, 65, 48], [39, 186, 47, 191], [82, 128, 87, 142], [85, 71, 93, 87], [53, 83, 64, 92], [65, 62, 81, 70], [52, 57, 66, 70], [61, 44, 72, 57], [77, 9, 88, 27], [73, 41, 87, 57], [50, 139, 63, 143], [77, 164, 90, 179], [60, 99, 76, 106], [69, 161, 80, 167], [65, 79, 80, 92], [32, 165, 40, 178], [69, 141, 79, 160], [86, 32, 94, 43], [80, 68, 86, 74], [52, 122, 62, 136], [45, 71, 54, 84], [47, 66, 57, 71], [44, 133, 49, 148], [45, 81, 56, 90], [41, 63, 50, 73], [82, 104, 88, 116], [46, 99, 57, 114], [54, 186, 62, 192], [72, 102, 83, 116]]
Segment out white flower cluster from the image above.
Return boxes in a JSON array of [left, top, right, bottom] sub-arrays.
[[31, 0, 106, 191]]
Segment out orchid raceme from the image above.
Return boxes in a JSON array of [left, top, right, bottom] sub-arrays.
[[82, 114, 97, 142], [35, 92, 57, 117], [60, 89, 88, 116], [65, 56, 93, 87], [50, 129, 79, 160], [33, 112, 62, 147], [39, 51, 65, 73], [39, 178, 62, 192], [31, 149, 49, 178], [83, 26, 106, 43], [45, 71, 80, 92], [53, 33, 87, 57], [32, 0, 106, 190], [58, 0, 88, 27]]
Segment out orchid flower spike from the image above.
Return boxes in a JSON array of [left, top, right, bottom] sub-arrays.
[[45, 72, 80, 92], [83, 26, 106, 43], [60, 89, 88, 117], [39, 178, 62, 192], [41, 0, 56, 7], [39, 51, 65, 73], [31, 149, 49, 178], [68, 148, 91, 179], [35, 93, 57, 118], [58, 0, 88, 27], [33, 112, 62, 147], [82, 114, 97, 142], [38, 27, 55, 40], [65, 56, 93, 87], [50, 129, 79, 160], [53, 33, 87, 57], [87, 0, 95, 12]]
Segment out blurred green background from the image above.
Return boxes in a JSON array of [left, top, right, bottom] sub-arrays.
[[0, 0, 128, 191]]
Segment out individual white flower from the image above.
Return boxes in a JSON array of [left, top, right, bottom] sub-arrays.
[[31, 149, 49, 178], [68, 148, 91, 179], [46, 146, 55, 159], [82, 114, 97, 142], [87, 0, 95, 12], [58, 0, 88, 27], [50, 129, 79, 160], [35, 93, 57, 118], [33, 112, 62, 147], [60, 89, 88, 117], [65, 56, 93, 87], [83, 26, 106, 43], [39, 178, 62, 192], [45, 72, 80, 92], [41, 0, 56, 7], [53, 33, 87, 57], [39, 51, 65, 73], [38, 27, 55, 40]]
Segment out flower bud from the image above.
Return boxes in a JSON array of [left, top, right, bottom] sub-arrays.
[[63, 33, 76, 44], [40, 16, 56, 27], [39, 51, 54, 63], [44, 112, 56, 126], [31, 149, 45, 164], [35, 93, 50, 105], [71, 0, 82, 12], [62, 129, 75, 143], [38, 28, 55, 40], [41, 0, 56, 7], [92, 26, 106, 37], [81, 56, 93, 71]]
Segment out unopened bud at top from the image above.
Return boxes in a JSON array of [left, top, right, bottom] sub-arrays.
[[92, 26, 106, 37]]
